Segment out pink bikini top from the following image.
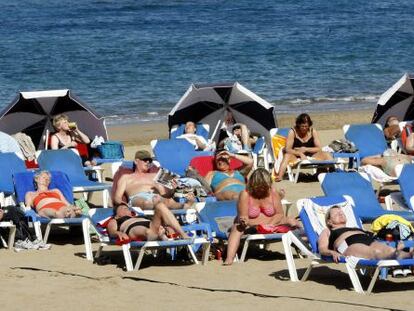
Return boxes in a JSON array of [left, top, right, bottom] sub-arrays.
[[247, 189, 276, 219]]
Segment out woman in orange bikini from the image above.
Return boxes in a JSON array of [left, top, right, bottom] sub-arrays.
[[224, 168, 301, 265], [25, 171, 82, 218]]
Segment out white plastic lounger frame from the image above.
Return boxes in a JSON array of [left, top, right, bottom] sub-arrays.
[[0, 221, 16, 250]]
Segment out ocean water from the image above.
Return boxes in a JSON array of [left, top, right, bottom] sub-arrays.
[[1, 0, 414, 125]]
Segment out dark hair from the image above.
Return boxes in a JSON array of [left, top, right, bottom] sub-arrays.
[[384, 115, 399, 129], [113, 202, 129, 216], [295, 113, 313, 128]]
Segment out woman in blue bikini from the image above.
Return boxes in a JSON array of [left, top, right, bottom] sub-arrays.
[[205, 149, 253, 201]]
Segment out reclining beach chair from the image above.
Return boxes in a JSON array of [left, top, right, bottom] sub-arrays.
[[170, 123, 210, 140], [0, 152, 27, 206], [385, 164, 414, 211], [195, 200, 296, 262], [37, 150, 111, 208], [151, 139, 212, 176], [269, 128, 340, 183], [283, 195, 414, 294], [252, 136, 269, 170], [13, 170, 93, 260], [319, 172, 414, 222], [343, 123, 399, 195], [88, 207, 211, 271]]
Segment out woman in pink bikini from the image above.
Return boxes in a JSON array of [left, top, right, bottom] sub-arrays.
[[224, 168, 301, 265], [25, 171, 82, 218]]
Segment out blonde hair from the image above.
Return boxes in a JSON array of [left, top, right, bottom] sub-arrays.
[[53, 114, 69, 129], [246, 168, 272, 199]]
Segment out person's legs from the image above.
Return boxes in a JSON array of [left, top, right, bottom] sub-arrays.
[[276, 153, 298, 181], [240, 124, 251, 150], [150, 202, 189, 239], [224, 224, 244, 265], [215, 190, 240, 201], [312, 151, 334, 160], [344, 242, 412, 260], [361, 155, 384, 167]]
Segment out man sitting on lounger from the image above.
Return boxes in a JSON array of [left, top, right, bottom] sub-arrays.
[[113, 150, 194, 210]]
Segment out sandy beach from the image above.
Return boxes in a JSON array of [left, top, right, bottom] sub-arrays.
[[2, 109, 413, 311]]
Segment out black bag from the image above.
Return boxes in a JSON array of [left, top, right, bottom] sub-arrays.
[[0, 206, 33, 243]]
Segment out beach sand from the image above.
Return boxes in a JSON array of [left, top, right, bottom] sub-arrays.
[[2, 109, 413, 311]]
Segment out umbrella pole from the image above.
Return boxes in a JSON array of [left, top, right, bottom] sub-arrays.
[[44, 129, 49, 150], [210, 120, 222, 143]]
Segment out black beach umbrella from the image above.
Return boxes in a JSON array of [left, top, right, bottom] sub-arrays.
[[168, 82, 278, 143], [372, 73, 414, 127], [0, 89, 108, 149]]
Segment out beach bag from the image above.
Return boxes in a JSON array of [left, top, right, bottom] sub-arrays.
[[372, 214, 414, 241], [0, 206, 32, 242], [97, 141, 124, 159], [401, 124, 413, 153], [328, 139, 358, 153]]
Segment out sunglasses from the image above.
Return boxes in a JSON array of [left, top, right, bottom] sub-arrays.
[[141, 158, 153, 163]]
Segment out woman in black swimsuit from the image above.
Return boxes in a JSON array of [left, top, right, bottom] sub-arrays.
[[318, 205, 412, 262], [107, 202, 190, 242], [275, 113, 333, 181]]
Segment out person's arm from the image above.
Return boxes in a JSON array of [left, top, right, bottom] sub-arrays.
[[270, 189, 301, 227], [318, 229, 341, 263], [204, 171, 214, 187], [406, 133, 414, 154], [285, 130, 301, 156], [107, 219, 129, 240], [114, 175, 128, 205], [306, 128, 323, 154], [50, 135, 60, 150], [237, 190, 249, 227], [72, 127, 90, 144], [195, 135, 207, 150], [25, 191, 35, 208]]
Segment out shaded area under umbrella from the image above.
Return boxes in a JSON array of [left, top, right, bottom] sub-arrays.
[[0, 89, 108, 149]]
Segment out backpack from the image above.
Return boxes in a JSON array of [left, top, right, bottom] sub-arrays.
[[0, 206, 32, 243]]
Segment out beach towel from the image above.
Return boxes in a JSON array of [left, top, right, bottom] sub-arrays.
[[271, 134, 286, 175]]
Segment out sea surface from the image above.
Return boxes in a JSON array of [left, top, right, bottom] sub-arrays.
[[1, 0, 414, 125]]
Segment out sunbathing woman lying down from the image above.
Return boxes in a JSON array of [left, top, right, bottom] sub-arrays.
[[25, 170, 82, 218], [107, 202, 190, 242], [318, 205, 413, 262]]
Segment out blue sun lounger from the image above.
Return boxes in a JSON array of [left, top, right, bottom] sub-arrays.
[[88, 207, 211, 271], [319, 172, 414, 222], [13, 170, 93, 261]]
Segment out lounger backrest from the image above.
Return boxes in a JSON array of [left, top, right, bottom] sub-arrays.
[[252, 136, 266, 155], [37, 150, 88, 184], [343, 123, 387, 159], [170, 123, 210, 140], [319, 172, 380, 217], [13, 170, 74, 204], [151, 139, 198, 176], [189, 155, 244, 177], [196, 201, 237, 239], [398, 164, 414, 211], [298, 196, 360, 253], [0, 152, 27, 194]]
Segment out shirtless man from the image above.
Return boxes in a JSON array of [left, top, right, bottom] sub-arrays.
[[114, 150, 193, 210]]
